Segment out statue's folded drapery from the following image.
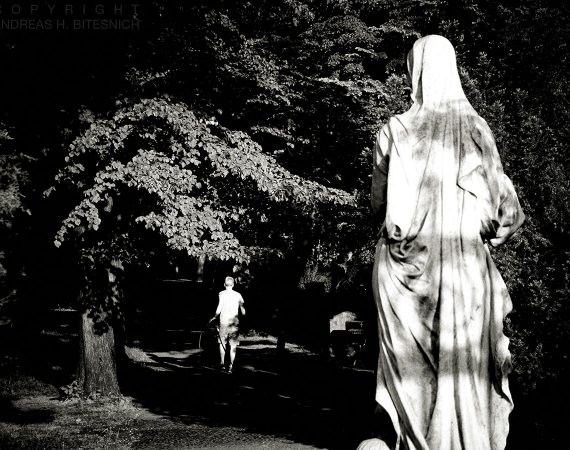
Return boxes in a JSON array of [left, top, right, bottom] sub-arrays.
[[371, 35, 524, 450]]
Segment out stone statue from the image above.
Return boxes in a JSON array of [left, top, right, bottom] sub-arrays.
[[364, 35, 525, 450]]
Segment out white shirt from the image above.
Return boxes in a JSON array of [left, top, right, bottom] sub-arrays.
[[216, 289, 244, 324]]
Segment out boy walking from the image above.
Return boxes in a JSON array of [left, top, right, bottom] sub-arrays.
[[213, 276, 245, 373]]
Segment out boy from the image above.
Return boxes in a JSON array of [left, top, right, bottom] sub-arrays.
[[212, 276, 245, 373]]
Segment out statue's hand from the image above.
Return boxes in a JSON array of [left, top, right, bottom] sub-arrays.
[[480, 218, 499, 241], [356, 438, 391, 450]]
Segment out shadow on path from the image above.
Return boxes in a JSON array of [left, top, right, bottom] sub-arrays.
[[123, 333, 379, 449]]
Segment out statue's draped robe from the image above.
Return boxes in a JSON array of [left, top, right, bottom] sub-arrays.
[[371, 36, 524, 450]]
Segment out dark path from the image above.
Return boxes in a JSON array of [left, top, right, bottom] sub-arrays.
[[2, 310, 384, 449], [123, 331, 380, 449], [4, 314, 564, 448]]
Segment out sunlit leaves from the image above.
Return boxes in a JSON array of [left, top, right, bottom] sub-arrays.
[[51, 97, 355, 264]]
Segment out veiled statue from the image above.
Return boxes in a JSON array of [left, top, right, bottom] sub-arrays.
[[360, 35, 525, 450]]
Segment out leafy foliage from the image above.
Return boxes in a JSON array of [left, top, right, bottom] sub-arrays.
[[49, 98, 355, 268], [43, 3, 570, 394], [0, 127, 28, 221], [0, 0, 568, 437], [0, 125, 31, 286]]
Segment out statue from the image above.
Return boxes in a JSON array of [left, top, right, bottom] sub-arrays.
[[363, 35, 525, 450]]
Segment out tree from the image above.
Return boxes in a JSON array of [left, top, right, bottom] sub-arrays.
[[7, 4, 567, 442], [48, 97, 355, 396], [0, 124, 30, 297]]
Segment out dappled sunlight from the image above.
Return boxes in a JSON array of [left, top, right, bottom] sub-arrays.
[[117, 327, 378, 449]]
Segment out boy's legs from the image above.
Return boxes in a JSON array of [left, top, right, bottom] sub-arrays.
[[229, 344, 237, 370], [218, 324, 228, 368]]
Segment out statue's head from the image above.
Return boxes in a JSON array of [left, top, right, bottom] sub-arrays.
[[406, 35, 465, 108]]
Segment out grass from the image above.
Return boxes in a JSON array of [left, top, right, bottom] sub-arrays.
[[0, 355, 57, 399], [0, 395, 155, 449], [1, 344, 170, 449]]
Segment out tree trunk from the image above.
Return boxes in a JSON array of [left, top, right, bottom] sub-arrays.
[[196, 254, 206, 282], [77, 260, 123, 398], [297, 240, 331, 291], [78, 309, 120, 397]]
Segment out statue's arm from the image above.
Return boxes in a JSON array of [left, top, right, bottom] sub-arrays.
[[467, 117, 525, 246], [371, 126, 391, 222], [488, 173, 525, 247]]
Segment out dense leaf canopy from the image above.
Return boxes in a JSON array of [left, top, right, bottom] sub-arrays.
[[0, 1, 569, 442], [49, 98, 355, 264]]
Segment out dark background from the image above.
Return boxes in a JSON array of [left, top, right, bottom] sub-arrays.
[[1, 1, 569, 448]]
